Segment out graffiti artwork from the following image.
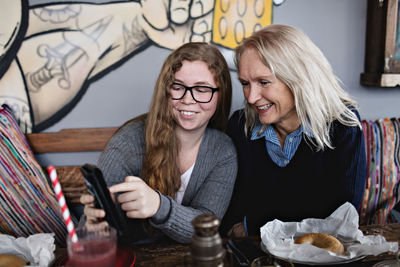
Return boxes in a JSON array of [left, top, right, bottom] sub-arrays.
[[0, 0, 282, 133]]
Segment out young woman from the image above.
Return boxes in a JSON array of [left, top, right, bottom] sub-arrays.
[[81, 42, 237, 243], [221, 24, 366, 237]]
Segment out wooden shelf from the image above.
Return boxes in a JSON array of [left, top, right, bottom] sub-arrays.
[[361, 0, 400, 87], [361, 73, 400, 87]]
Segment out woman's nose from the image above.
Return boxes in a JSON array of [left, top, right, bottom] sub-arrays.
[[245, 86, 261, 104], [181, 89, 196, 104]]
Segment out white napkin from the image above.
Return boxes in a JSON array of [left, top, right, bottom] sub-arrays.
[[260, 202, 398, 264], [0, 233, 55, 267]]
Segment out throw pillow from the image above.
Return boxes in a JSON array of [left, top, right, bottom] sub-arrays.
[[0, 104, 67, 245]]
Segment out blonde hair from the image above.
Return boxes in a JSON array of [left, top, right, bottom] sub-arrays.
[[235, 24, 361, 150], [141, 42, 232, 197]]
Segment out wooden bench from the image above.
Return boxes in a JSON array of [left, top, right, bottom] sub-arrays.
[[26, 127, 118, 204]]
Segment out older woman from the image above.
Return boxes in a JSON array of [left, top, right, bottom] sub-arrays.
[[222, 24, 366, 237]]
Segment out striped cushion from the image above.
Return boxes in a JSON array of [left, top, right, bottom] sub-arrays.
[[0, 104, 67, 245], [359, 118, 400, 224]]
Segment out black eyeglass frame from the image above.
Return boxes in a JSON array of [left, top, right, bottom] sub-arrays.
[[170, 82, 220, 103]]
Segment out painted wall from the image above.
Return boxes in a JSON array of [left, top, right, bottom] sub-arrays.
[[31, 0, 400, 165]]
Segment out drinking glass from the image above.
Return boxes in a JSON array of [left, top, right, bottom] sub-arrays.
[[373, 251, 400, 267], [67, 225, 117, 267], [251, 255, 294, 267]]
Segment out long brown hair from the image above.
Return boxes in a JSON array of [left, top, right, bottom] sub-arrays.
[[141, 42, 232, 197]]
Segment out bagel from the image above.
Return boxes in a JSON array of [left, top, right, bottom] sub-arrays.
[[294, 233, 345, 255], [0, 254, 26, 267]]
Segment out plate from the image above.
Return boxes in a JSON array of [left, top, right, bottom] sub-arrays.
[[260, 241, 366, 265], [373, 260, 400, 267], [52, 246, 136, 267]]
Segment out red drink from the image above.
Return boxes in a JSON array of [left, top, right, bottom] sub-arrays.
[[68, 239, 116, 267], [67, 226, 117, 267]]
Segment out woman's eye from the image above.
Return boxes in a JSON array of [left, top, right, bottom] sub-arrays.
[[172, 85, 184, 91], [260, 81, 270, 86], [194, 87, 208, 93]]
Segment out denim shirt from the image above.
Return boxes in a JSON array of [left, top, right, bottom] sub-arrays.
[[250, 124, 306, 167]]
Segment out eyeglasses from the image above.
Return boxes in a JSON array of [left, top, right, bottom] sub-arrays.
[[170, 82, 219, 103]]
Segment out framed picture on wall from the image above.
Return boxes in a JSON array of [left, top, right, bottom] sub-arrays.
[[361, 0, 400, 87]]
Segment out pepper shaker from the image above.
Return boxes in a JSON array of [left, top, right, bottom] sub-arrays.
[[191, 213, 225, 267]]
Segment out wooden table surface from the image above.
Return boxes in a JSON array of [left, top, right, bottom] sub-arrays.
[[359, 223, 400, 263], [53, 223, 400, 267]]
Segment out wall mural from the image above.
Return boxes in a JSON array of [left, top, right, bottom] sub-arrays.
[[0, 0, 285, 133]]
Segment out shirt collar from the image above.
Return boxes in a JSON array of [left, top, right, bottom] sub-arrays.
[[250, 123, 312, 141]]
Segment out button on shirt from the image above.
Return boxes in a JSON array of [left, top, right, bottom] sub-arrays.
[[251, 124, 306, 167]]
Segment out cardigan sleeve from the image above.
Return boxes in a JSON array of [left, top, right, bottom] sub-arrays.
[[220, 110, 249, 236]]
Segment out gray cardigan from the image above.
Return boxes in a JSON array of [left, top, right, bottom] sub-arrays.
[[98, 119, 238, 243]]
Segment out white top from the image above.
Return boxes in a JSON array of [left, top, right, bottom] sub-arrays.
[[175, 163, 195, 204]]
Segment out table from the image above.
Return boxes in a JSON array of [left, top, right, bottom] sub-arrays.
[[359, 223, 400, 263], [53, 223, 400, 266]]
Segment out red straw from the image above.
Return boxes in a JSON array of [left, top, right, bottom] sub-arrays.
[[47, 166, 78, 243]]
